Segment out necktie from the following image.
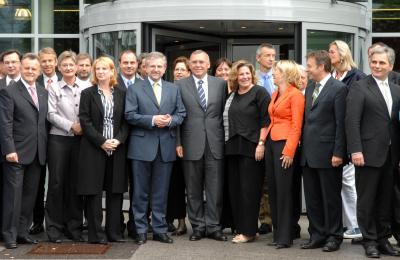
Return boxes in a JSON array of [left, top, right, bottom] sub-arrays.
[[46, 78, 53, 90], [263, 75, 274, 96], [8, 79, 15, 87], [380, 81, 392, 115], [28, 86, 39, 108], [127, 80, 133, 88], [312, 83, 321, 105], [197, 80, 207, 111], [152, 82, 161, 105]]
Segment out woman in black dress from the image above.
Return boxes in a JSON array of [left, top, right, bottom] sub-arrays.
[[78, 56, 129, 244], [224, 60, 270, 243]]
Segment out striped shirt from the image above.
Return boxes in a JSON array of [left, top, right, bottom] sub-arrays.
[[97, 86, 114, 155]]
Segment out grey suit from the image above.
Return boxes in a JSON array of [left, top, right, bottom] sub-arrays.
[[176, 75, 226, 233], [0, 80, 48, 243]]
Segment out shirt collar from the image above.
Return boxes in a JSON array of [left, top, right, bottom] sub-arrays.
[[121, 74, 135, 87], [21, 78, 36, 90], [97, 86, 114, 95], [148, 77, 162, 88], [60, 78, 78, 89], [193, 74, 208, 85], [43, 73, 58, 84], [258, 70, 272, 78], [372, 75, 389, 87], [318, 73, 332, 88], [6, 74, 21, 85]]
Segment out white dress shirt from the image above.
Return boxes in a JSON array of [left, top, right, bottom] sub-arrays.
[[192, 75, 208, 106]]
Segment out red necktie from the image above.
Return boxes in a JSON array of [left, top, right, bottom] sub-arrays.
[[46, 78, 53, 90]]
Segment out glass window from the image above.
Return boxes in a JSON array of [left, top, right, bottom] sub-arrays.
[[39, 38, 79, 55], [39, 0, 79, 34], [0, 0, 32, 33], [372, 1, 400, 33], [0, 37, 32, 53], [372, 37, 400, 72], [93, 31, 137, 63], [307, 30, 353, 54]]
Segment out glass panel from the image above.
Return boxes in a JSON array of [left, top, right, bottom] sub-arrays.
[[307, 30, 353, 54], [372, 1, 400, 33], [0, 37, 32, 53], [39, 38, 79, 55], [93, 31, 137, 64], [39, 0, 79, 34], [372, 37, 400, 72], [0, 0, 32, 33]]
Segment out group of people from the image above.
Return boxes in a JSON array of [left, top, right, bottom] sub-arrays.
[[0, 40, 399, 259]]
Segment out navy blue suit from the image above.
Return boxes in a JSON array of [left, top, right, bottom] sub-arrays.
[[125, 78, 186, 234]]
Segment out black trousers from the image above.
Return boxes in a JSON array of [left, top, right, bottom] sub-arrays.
[[302, 165, 343, 243], [2, 157, 41, 243], [292, 147, 302, 236], [392, 165, 400, 241], [166, 158, 186, 223], [265, 138, 294, 245], [355, 154, 393, 246], [45, 135, 83, 240], [228, 155, 264, 237], [32, 165, 46, 227], [86, 156, 123, 242], [220, 161, 235, 230]]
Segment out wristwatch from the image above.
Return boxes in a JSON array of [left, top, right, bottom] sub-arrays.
[[258, 140, 264, 146]]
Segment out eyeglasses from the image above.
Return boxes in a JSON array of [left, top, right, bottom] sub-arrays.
[[4, 60, 20, 65]]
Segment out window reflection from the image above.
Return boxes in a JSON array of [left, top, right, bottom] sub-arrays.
[[307, 30, 353, 54], [0, 0, 32, 33], [94, 31, 137, 63], [0, 37, 31, 53]]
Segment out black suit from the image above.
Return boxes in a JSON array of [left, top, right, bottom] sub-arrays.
[[31, 72, 62, 230], [346, 75, 400, 245], [0, 80, 48, 243], [301, 77, 347, 244]]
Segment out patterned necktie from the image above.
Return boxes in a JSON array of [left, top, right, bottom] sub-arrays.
[[197, 80, 207, 111], [8, 79, 15, 87], [312, 83, 321, 105], [127, 80, 133, 88], [29, 86, 39, 108], [46, 78, 53, 90], [152, 82, 161, 105]]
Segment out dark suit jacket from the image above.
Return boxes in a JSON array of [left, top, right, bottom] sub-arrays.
[[342, 68, 366, 89], [175, 75, 227, 160], [346, 75, 400, 167], [125, 78, 186, 162], [389, 71, 400, 86], [301, 77, 347, 168], [117, 74, 141, 92], [0, 80, 48, 165], [77, 85, 129, 195]]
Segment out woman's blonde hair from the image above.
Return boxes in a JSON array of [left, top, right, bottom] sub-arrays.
[[273, 60, 302, 89], [228, 59, 257, 92], [329, 40, 357, 72], [91, 56, 118, 87]]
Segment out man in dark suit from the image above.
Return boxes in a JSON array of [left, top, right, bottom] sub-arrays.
[[0, 49, 22, 89], [346, 46, 400, 258], [125, 51, 186, 245], [0, 53, 48, 249], [29, 47, 61, 236], [300, 50, 347, 252], [117, 49, 140, 238], [175, 50, 227, 242]]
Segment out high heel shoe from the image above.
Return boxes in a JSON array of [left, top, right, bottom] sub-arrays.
[[232, 234, 255, 243], [172, 219, 187, 236]]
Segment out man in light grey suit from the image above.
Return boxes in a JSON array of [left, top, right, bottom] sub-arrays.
[[176, 50, 227, 241], [125, 52, 186, 245]]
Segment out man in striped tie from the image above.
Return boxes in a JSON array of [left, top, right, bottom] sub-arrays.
[[175, 50, 228, 242]]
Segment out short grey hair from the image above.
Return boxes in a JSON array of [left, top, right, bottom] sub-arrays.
[[256, 43, 274, 56], [370, 46, 396, 65], [145, 51, 167, 66]]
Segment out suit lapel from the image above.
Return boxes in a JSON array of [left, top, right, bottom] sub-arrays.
[[92, 87, 104, 117], [367, 76, 390, 119], [389, 81, 398, 119], [272, 85, 291, 110], [37, 86, 47, 119], [142, 79, 159, 108], [311, 77, 333, 109], [159, 80, 169, 109], [17, 81, 38, 111], [188, 77, 203, 109]]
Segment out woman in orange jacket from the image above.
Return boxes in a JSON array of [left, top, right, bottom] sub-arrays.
[[261, 60, 305, 249]]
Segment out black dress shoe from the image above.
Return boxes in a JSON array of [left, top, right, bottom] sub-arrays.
[[49, 238, 62, 243], [267, 241, 277, 246], [322, 241, 340, 252], [276, 244, 290, 249], [29, 224, 44, 235], [136, 233, 147, 245], [89, 239, 108, 245], [189, 230, 205, 241], [167, 223, 176, 233], [208, 230, 227, 241], [364, 245, 380, 258], [5, 242, 17, 249], [378, 240, 400, 256], [153, 233, 173, 244], [258, 223, 272, 235], [72, 236, 85, 243], [17, 236, 38, 244], [301, 240, 325, 249], [108, 238, 126, 243]]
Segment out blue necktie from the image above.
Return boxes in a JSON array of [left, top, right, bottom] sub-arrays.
[[127, 80, 133, 88], [197, 80, 207, 111], [263, 74, 274, 96]]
